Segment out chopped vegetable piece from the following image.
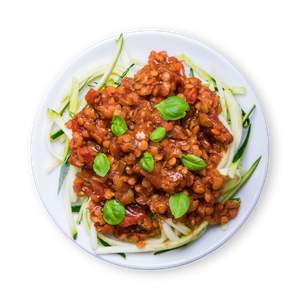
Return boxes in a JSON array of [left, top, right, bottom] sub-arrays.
[[50, 129, 64, 141], [71, 203, 82, 213]]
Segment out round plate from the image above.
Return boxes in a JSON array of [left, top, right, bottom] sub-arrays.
[[31, 30, 269, 270]]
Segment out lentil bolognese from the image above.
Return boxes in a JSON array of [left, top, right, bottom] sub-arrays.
[[47, 34, 260, 255]]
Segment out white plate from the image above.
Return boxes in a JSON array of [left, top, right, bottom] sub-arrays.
[[31, 30, 269, 270]]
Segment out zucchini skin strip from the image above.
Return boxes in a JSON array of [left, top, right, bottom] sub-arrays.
[[97, 34, 124, 90], [219, 156, 262, 203]]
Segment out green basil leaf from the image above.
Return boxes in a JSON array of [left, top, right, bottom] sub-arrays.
[[150, 127, 166, 142], [111, 115, 128, 136], [103, 199, 125, 225], [181, 154, 206, 171], [155, 96, 190, 121], [93, 153, 110, 177], [139, 152, 155, 172], [169, 192, 190, 219]]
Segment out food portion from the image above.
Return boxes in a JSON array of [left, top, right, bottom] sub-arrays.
[[47, 34, 260, 254]]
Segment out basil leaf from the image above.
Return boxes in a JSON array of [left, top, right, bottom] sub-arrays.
[[93, 153, 110, 177], [111, 115, 128, 136], [150, 127, 166, 142], [181, 154, 206, 171], [155, 96, 190, 121], [103, 199, 125, 225], [139, 152, 155, 172], [169, 192, 190, 218]]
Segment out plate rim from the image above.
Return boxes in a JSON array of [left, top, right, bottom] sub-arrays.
[[30, 29, 269, 270]]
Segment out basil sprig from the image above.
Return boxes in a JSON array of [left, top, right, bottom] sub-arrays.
[[169, 192, 190, 218], [93, 153, 110, 177], [150, 127, 166, 142], [139, 152, 155, 172], [103, 199, 125, 225], [111, 115, 128, 136], [181, 154, 206, 171], [155, 96, 190, 120]]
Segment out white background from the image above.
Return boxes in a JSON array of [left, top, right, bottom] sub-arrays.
[[0, 0, 298, 299]]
